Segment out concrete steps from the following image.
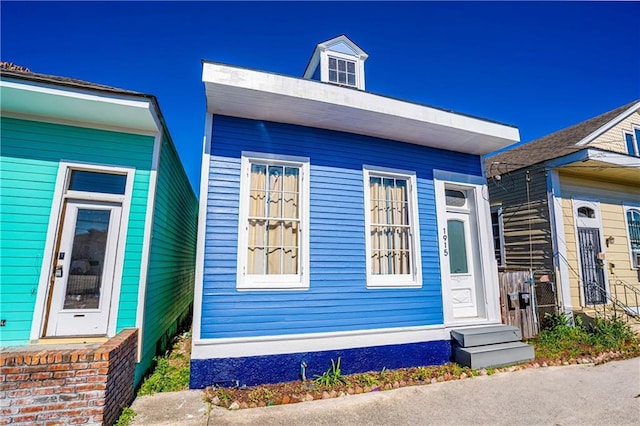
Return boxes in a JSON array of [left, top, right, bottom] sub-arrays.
[[451, 325, 534, 370]]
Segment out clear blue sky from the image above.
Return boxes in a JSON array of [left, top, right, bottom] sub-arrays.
[[3, 1, 638, 195]]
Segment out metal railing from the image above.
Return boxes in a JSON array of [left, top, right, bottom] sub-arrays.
[[583, 278, 640, 323]]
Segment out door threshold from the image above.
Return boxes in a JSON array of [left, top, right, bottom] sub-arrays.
[[37, 336, 109, 345]]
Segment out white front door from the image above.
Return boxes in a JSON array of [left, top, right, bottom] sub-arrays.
[[440, 186, 485, 320], [45, 200, 122, 337]]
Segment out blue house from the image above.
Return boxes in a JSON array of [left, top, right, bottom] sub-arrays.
[[191, 35, 523, 387]]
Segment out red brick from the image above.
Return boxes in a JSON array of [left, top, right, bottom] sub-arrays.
[[32, 387, 56, 396], [12, 398, 35, 405], [75, 369, 97, 377], [37, 411, 62, 420], [45, 421, 66, 426], [0, 382, 18, 391], [76, 384, 97, 392], [81, 391, 103, 400], [0, 407, 19, 416], [68, 416, 89, 424], [48, 363, 71, 371], [86, 375, 107, 383], [70, 362, 89, 370], [19, 405, 44, 413], [66, 400, 88, 409], [92, 414, 103, 422], [89, 361, 109, 369], [57, 386, 76, 394], [53, 371, 75, 379], [41, 379, 65, 387], [11, 414, 37, 423], [0, 366, 24, 374], [6, 373, 29, 381], [31, 372, 53, 380], [43, 403, 66, 411]]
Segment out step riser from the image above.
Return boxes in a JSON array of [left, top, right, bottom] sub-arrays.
[[451, 325, 522, 348], [453, 345, 535, 370]]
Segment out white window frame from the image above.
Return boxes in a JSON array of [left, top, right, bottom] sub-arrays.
[[320, 50, 365, 90], [363, 165, 422, 288], [623, 204, 640, 270], [327, 55, 357, 87], [623, 126, 640, 157], [236, 152, 310, 290], [491, 205, 506, 267]]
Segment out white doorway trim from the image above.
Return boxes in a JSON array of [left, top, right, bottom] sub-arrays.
[[571, 198, 610, 307], [30, 161, 135, 341], [434, 170, 501, 326]]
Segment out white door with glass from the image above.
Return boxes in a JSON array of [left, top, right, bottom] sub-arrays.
[[442, 188, 484, 319], [45, 200, 121, 336]]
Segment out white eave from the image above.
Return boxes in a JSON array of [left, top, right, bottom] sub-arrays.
[[0, 79, 160, 134], [203, 62, 520, 155]]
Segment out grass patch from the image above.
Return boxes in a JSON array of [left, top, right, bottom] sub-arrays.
[[115, 407, 136, 426], [533, 313, 640, 361], [138, 331, 192, 396]]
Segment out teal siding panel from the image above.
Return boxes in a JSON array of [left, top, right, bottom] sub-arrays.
[[0, 117, 153, 346], [136, 131, 197, 377]]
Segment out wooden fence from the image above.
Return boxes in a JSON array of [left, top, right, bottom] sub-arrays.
[[498, 270, 539, 339]]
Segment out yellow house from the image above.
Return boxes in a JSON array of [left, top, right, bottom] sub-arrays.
[[487, 100, 640, 323]]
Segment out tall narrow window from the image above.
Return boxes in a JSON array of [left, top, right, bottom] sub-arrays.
[[626, 208, 640, 269], [491, 206, 506, 266], [238, 154, 309, 289], [364, 167, 421, 287], [625, 133, 635, 156]]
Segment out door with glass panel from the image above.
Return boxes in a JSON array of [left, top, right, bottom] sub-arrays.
[[45, 200, 121, 336], [443, 188, 483, 319]]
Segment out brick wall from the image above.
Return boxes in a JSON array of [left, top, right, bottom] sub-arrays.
[[1, 328, 138, 426]]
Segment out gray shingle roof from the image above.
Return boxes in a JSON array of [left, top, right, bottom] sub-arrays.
[[0, 67, 143, 96], [485, 100, 639, 177]]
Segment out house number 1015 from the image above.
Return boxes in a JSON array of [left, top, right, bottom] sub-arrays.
[[442, 228, 448, 256]]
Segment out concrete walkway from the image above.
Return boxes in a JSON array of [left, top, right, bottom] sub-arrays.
[[131, 358, 640, 425]]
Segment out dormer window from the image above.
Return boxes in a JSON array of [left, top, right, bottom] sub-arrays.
[[329, 56, 356, 87], [303, 35, 368, 91]]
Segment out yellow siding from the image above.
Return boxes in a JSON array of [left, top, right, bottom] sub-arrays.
[[559, 173, 640, 308], [587, 109, 639, 154]]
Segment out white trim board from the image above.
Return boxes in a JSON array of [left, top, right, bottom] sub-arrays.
[[191, 324, 448, 359], [547, 169, 573, 314], [191, 113, 214, 342], [134, 131, 162, 361]]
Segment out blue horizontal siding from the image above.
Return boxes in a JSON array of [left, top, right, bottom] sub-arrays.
[[200, 115, 482, 339]]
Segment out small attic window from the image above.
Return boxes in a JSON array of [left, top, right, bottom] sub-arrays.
[[329, 56, 356, 87]]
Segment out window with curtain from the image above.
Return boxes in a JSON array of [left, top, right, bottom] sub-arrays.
[[238, 155, 309, 289], [626, 208, 640, 268], [364, 168, 421, 287]]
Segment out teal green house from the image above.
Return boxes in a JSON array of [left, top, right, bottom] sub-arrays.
[[0, 67, 198, 384]]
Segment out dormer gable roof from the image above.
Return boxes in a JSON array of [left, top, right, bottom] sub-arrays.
[[303, 35, 368, 90]]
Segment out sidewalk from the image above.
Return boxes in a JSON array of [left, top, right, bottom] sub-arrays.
[[131, 357, 640, 425]]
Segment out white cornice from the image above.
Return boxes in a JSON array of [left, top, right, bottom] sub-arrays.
[[203, 62, 520, 155], [0, 79, 160, 134]]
